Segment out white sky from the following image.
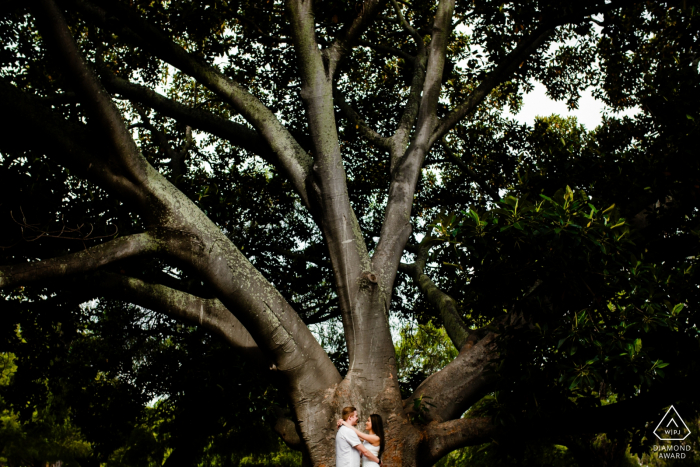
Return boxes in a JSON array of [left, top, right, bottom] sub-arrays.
[[508, 82, 641, 130]]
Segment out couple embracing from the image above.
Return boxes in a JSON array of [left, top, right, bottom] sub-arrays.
[[335, 406, 385, 467]]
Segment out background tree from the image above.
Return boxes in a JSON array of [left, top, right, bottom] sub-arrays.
[[1, 353, 92, 467], [1, 1, 698, 466]]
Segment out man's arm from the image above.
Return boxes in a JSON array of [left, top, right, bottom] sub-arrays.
[[354, 443, 380, 464]]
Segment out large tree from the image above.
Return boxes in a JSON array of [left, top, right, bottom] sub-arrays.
[[1, 0, 698, 466]]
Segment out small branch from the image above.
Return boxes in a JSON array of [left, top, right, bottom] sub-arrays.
[[132, 104, 192, 180], [303, 307, 341, 325], [399, 235, 470, 351], [356, 39, 416, 63], [171, 125, 193, 180], [0, 233, 159, 290], [133, 103, 177, 160], [387, 0, 428, 170], [334, 88, 392, 150], [326, 0, 387, 77], [589, 16, 605, 27], [39, 92, 78, 104], [266, 245, 331, 269], [8, 207, 118, 245], [390, 0, 423, 45], [441, 137, 500, 202]]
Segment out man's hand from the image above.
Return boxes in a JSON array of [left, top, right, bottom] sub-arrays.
[[355, 444, 380, 464]]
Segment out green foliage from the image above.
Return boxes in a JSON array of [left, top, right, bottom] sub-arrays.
[[235, 442, 301, 467], [435, 441, 578, 467], [425, 185, 699, 453], [1, 293, 287, 465], [1, 353, 92, 467], [394, 321, 458, 399]]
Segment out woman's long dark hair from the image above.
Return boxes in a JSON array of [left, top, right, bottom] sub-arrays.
[[370, 413, 385, 459]]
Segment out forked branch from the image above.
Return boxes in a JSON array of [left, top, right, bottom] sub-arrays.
[[326, 0, 387, 77], [390, 0, 423, 45], [372, 0, 454, 280]]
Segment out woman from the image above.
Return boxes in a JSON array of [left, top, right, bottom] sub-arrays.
[[337, 413, 385, 466]]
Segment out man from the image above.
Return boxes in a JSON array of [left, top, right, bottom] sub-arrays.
[[336, 406, 382, 467]]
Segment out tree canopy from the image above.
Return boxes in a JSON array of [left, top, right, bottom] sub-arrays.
[[1, 0, 699, 466]]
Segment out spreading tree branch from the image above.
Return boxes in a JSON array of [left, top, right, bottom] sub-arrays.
[[429, 27, 554, 146], [71, 0, 315, 210], [101, 72, 277, 161], [89, 272, 266, 366], [0, 79, 143, 205], [33, 0, 149, 187], [430, 1, 637, 146], [0, 233, 159, 290], [404, 332, 497, 423]]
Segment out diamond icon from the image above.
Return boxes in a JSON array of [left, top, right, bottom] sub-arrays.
[[654, 406, 691, 441]]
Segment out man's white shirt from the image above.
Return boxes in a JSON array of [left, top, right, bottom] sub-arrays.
[[336, 425, 362, 467]]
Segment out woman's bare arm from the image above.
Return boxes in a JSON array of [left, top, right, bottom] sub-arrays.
[[340, 420, 380, 445]]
